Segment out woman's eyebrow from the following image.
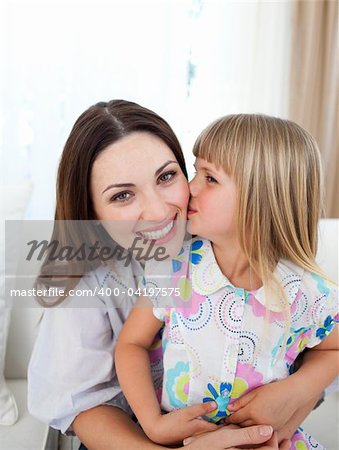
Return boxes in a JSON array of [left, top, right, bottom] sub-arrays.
[[102, 182, 135, 195], [101, 160, 178, 195], [155, 160, 178, 176]]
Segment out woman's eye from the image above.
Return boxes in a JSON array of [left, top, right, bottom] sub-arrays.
[[110, 191, 133, 203], [206, 175, 217, 183], [158, 171, 177, 183]]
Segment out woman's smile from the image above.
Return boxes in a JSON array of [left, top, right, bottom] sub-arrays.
[[136, 213, 176, 242]]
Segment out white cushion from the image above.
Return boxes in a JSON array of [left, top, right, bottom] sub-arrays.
[[302, 391, 339, 449], [0, 183, 32, 425], [5, 309, 43, 379], [0, 380, 49, 450], [0, 303, 18, 426], [316, 219, 338, 283]]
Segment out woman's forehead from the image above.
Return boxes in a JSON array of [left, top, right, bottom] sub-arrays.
[[91, 132, 177, 187], [97, 131, 174, 164]]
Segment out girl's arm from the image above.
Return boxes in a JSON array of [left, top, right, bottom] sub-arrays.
[[226, 326, 339, 433], [73, 405, 166, 450], [115, 297, 217, 445]]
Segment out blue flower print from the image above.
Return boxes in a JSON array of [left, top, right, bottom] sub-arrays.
[[203, 382, 232, 422], [171, 239, 203, 272], [172, 259, 182, 273], [286, 327, 310, 348], [316, 315, 337, 340], [172, 246, 185, 272], [190, 239, 203, 265], [271, 326, 312, 367]]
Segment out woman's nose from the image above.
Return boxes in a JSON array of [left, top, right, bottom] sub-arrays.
[[140, 190, 169, 222]]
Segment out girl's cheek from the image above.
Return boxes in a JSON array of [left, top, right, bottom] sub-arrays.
[[196, 191, 207, 208]]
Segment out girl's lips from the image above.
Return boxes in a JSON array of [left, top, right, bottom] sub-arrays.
[[187, 207, 197, 216]]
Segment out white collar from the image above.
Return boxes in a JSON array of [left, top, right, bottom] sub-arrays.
[[188, 238, 304, 312]]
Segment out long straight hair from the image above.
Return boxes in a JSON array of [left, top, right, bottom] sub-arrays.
[[193, 114, 325, 317]]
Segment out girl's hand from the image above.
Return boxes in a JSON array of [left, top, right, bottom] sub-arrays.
[[226, 379, 300, 430], [182, 424, 290, 450], [144, 401, 218, 445], [226, 380, 321, 441]]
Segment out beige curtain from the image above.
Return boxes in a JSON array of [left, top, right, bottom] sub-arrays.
[[289, 0, 338, 217]]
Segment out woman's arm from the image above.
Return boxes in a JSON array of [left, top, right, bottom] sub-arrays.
[[73, 406, 285, 450], [115, 297, 218, 445], [184, 426, 290, 450], [27, 304, 123, 433], [226, 326, 339, 433]]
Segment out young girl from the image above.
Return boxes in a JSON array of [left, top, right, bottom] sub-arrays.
[[115, 114, 338, 449]]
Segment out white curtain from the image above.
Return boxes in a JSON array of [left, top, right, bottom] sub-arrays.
[[181, 0, 292, 175], [0, 0, 292, 218]]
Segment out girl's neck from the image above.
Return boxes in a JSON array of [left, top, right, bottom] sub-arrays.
[[212, 240, 262, 291]]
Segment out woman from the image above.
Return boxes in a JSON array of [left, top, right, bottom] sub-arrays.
[[28, 100, 313, 450]]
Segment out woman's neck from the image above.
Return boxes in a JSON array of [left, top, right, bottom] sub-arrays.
[[212, 240, 262, 291]]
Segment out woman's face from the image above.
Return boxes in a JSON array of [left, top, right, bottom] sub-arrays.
[[90, 131, 189, 259]]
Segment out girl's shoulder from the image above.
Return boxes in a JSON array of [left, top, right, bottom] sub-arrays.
[[277, 261, 338, 340], [279, 258, 338, 303], [300, 269, 338, 302]]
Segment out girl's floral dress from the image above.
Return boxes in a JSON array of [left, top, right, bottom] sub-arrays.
[[144, 238, 338, 450]]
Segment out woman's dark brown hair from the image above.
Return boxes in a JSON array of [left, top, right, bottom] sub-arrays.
[[56, 100, 187, 220], [37, 100, 188, 306]]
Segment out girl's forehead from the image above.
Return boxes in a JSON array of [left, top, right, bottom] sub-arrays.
[[195, 156, 220, 170]]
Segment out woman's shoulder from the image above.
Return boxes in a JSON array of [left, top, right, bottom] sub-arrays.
[[89, 261, 136, 289], [60, 259, 140, 308]]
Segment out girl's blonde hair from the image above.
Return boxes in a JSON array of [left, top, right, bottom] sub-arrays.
[[193, 114, 325, 313]]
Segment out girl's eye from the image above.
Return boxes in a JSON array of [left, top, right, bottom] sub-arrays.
[[206, 175, 217, 183], [110, 191, 133, 203], [158, 170, 177, 184]]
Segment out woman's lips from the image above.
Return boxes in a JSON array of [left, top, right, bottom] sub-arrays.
[[135, 213, 178, 243], [137, 215, 176, 233]]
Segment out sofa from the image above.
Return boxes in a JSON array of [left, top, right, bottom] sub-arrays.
[[0, 193, 338, 450]]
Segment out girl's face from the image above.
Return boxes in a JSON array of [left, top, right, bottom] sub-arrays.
[[90, 132, 189, 258], [188, 157, 238, 244]]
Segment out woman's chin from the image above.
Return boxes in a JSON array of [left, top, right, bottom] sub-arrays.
[[162, 218, 187, 258]]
